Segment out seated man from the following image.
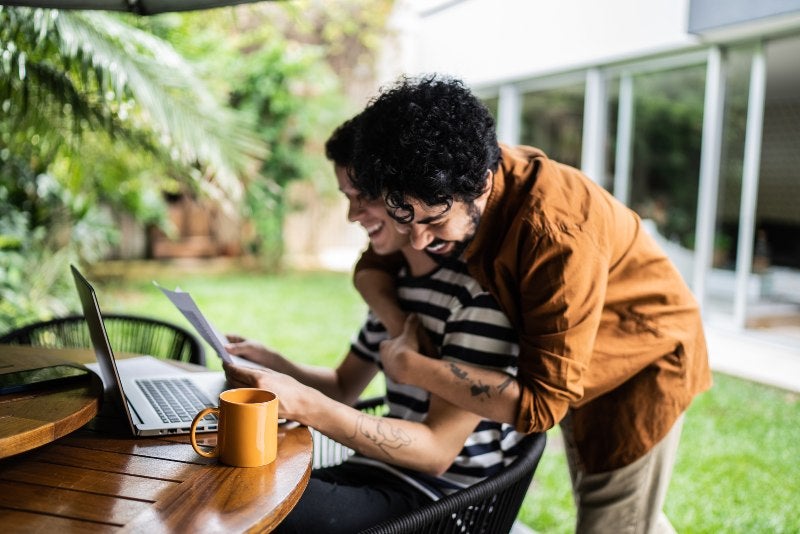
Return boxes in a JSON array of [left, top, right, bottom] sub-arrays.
[[221, 117, 528, 533]]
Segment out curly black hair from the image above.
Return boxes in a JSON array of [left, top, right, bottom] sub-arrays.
[[324, 114, 361, 168], [351, 74, 500, 223]]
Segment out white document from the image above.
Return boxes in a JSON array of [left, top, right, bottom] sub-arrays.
[[154, 282, 233, 364]]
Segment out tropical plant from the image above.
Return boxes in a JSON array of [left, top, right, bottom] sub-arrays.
[[228, 36, 347, 265], [0, 6, 264, 329], [1, 7, 263, 196], [133, 3, 388, 268], [1, 2, 397, 328], [226, 0, 395, 265]]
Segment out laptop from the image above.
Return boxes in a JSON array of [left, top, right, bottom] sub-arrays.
[[71, 264, 227, 436]]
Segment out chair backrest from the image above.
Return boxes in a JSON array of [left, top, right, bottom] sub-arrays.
[[311, 397, 546, 534], [312, 396, 386, 469], [0, 314, 206, 366]]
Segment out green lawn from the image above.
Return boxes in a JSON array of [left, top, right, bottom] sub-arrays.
[[97, 268, 799, 533], [100, 269, 367, 369]]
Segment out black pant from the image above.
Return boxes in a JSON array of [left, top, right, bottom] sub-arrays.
[[274, 463, 433, 534]]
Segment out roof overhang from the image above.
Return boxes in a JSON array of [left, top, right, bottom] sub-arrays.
[[688, 0, 800, 42], [0, 0, 270, 15]]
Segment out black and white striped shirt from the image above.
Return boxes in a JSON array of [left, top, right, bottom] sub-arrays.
[[349, 259, 525, 499]]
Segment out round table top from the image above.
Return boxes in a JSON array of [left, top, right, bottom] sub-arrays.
[[0, 344, 313, 532], [0, 345, 103, 459]]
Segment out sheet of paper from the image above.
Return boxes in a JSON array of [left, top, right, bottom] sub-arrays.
[[153, 282, 233, 364]]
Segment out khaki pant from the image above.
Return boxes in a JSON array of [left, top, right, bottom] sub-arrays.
[[560, 412, 684, 534]]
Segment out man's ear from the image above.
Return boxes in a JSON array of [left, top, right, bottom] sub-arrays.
[[482, 170, 494, 196], [473, 170, 494, 213]]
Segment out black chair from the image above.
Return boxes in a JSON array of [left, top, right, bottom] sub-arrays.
[[0, 314, 206, 366], [311, 397, 547, 534]]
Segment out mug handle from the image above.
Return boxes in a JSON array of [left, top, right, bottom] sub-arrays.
[[190, 407, 220, 458]]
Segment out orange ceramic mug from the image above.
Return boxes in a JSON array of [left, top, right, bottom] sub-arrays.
[[190, 388, 279, 467]]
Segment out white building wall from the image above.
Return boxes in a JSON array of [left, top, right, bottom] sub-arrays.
[[386, 0, 699, 85]]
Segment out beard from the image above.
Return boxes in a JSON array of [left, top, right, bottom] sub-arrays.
[[426, 201, 482, 263]]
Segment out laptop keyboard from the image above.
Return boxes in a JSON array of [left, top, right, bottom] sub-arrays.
[[137, 377, 217, 424]]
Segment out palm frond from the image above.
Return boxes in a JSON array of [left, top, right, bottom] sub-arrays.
[[55, 11, 266, 197], [2, 6, 266, 200]]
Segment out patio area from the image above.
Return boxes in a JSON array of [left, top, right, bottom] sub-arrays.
[[705, 317, 800, 393]]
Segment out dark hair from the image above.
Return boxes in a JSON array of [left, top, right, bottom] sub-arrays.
[[325, 114, 361, 168], [351, 74, 501, 223]]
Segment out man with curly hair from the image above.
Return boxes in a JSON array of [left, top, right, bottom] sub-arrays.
[[350, 75, 712, 533]]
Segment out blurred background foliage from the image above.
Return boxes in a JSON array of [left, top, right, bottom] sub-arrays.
[[0, 1, 394, 330]]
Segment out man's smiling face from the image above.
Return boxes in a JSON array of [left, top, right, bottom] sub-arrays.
[[391, 197, 483, 259], [388, 171, 493, 259], [335, 165, 409, 255]]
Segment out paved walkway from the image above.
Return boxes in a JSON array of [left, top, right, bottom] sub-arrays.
[[705, 322, 800, 392]]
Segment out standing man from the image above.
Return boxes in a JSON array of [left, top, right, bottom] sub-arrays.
[[350, 75, 711, 533]]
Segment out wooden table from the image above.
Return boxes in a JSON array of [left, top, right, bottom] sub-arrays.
[[0, 345, 312, 533], [1, 345, 104, 458]]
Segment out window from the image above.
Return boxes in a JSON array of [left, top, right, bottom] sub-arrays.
[[627, 64, 706, 250], [518, 84, 585, 168]]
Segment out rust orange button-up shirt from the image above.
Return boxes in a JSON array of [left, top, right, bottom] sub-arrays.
[[357, 145, 712, 473]]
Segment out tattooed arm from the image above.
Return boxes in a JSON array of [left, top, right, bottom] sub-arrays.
[[379, 316, 521, 426], [223, 361, 481, 476], [386, 354, 520, 426]]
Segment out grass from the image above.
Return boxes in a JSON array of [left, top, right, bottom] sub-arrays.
[[98, 268, 799, 533], [101, 269, 367, 369]]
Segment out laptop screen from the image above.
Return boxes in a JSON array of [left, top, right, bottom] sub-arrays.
[[71, 264, 137, 431]]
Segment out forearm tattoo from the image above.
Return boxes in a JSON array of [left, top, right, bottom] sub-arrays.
[[349, 414, 412, 458], [448, 362, 514, 401], [497, 376, 514, 393]]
